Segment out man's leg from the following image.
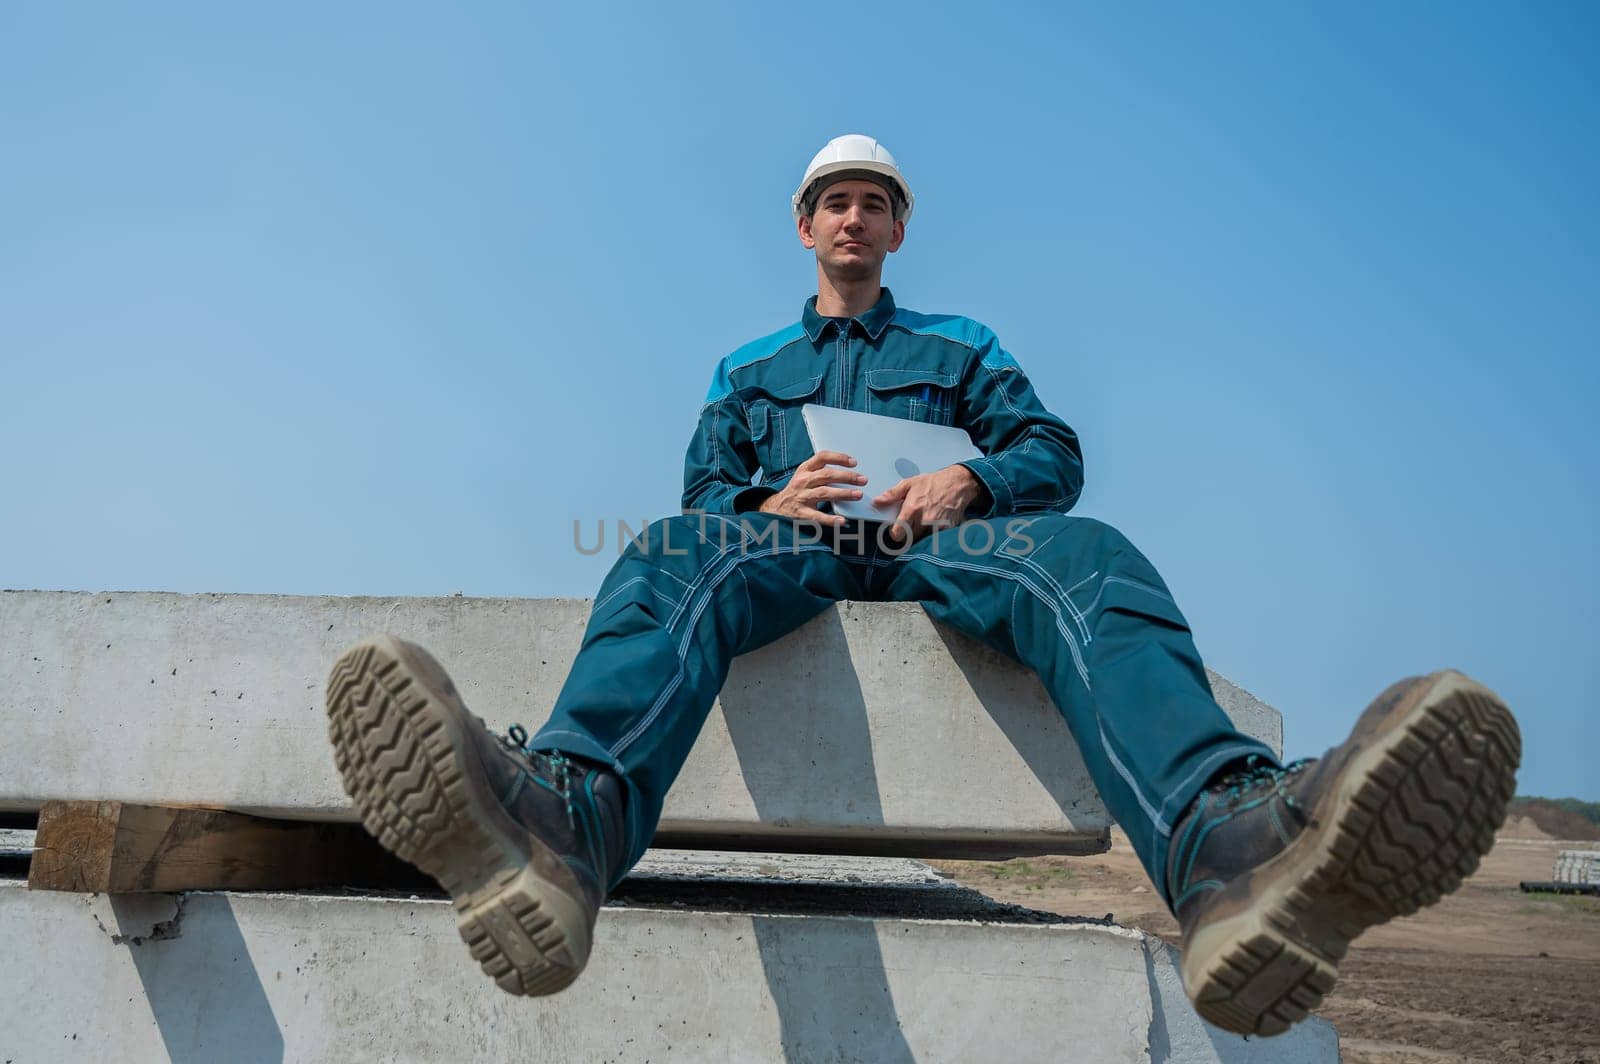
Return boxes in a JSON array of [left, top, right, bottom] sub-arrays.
[[531, 511, 867, 870], [877, 513, 1518, 1036], [875, 513, 1272, 897], [326, 511, 866, 996]]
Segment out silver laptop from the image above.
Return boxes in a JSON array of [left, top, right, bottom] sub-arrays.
[[800, 404, 982, 522]]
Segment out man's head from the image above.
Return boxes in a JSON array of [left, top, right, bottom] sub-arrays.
[[797, 178, 905, 282], [793, 134, 914, 285]]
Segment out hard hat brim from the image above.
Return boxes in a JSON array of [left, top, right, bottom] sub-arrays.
[[792, 161, 915, 222]]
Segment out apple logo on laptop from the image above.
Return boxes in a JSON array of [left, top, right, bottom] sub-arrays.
[[895, 457, 921, 479]]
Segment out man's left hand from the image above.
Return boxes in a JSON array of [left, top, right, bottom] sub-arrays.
[[875, 464, 984, 545]]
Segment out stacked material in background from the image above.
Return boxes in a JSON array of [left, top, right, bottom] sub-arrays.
[[1554, 850, 1600, 886]]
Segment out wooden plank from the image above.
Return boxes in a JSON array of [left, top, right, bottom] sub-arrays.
[[27, 800, 430, 893]]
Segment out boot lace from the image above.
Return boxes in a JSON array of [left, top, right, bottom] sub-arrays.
[[503, 723, 580, 829], [1213, 754, 1312, 812]]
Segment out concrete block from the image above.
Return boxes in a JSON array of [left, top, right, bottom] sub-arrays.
[[1, 591, 1282, 858], [631, 848, 955, 887], [1555, 851, 1600, 886], [0, 878, 1337, 1062], [0, 828, 31, 858]]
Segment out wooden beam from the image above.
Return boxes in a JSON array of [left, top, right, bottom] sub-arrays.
[[27, 800, 431, 894]]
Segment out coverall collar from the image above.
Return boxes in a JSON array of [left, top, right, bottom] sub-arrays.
[[802, 287, 898, 344]]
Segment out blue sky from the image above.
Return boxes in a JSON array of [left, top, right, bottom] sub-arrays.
[[3, 3, 1595, 800]]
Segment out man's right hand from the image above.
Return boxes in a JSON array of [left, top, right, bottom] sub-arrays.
[[757, 451, 867, 527]]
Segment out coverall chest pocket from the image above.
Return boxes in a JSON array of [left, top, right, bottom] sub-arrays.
[[865, 368, 959, 425], [747, 373, 825, 478]]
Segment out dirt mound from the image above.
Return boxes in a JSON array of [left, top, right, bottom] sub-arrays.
[[1509, 799, 1600, 841], [1504, 815, 1554, 839]]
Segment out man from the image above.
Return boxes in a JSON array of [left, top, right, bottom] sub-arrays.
[[325, 134, 1520, 1036]]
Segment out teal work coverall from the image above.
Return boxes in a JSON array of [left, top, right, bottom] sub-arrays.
[[534, 288, 1278, 903]]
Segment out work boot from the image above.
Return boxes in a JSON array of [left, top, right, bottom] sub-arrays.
[[325, 634, 628, 996], [1167, 670, 1520, 1036]]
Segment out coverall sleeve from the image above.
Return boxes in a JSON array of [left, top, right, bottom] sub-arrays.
[[681, 360, 774, 515], [954, 327, 1085, 518]]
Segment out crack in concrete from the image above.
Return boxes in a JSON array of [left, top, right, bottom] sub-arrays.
[[129, 894, 186, 944], [88, 893, 187, 945]]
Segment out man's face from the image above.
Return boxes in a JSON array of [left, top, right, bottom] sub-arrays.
[[797, 178, 905, 280]]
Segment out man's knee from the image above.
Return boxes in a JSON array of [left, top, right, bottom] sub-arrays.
[[1065, 515, 1132, 550], [993, 514, 1136, 563]]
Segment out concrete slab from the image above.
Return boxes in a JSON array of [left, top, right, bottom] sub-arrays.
[[609, 851, 1086, 924], [1, 591, 1282, 858], [1555, 851, 1600, 885], [0, 828, 31, 857], [632, 848, 952, 887], [0, 879, 1337, 1062], [0, 828, 29, 879]]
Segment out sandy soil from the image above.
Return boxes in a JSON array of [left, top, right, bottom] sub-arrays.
[[934, 830, 1600, 1063]]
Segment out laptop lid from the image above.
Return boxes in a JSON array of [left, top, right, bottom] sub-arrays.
[[800, 404, 982, 522]]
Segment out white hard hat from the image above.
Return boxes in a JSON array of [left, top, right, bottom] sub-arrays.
[[792, 134, 915, 222]]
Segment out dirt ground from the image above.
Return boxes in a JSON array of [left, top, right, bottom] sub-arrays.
[[934, 830, 1600, 1063]]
